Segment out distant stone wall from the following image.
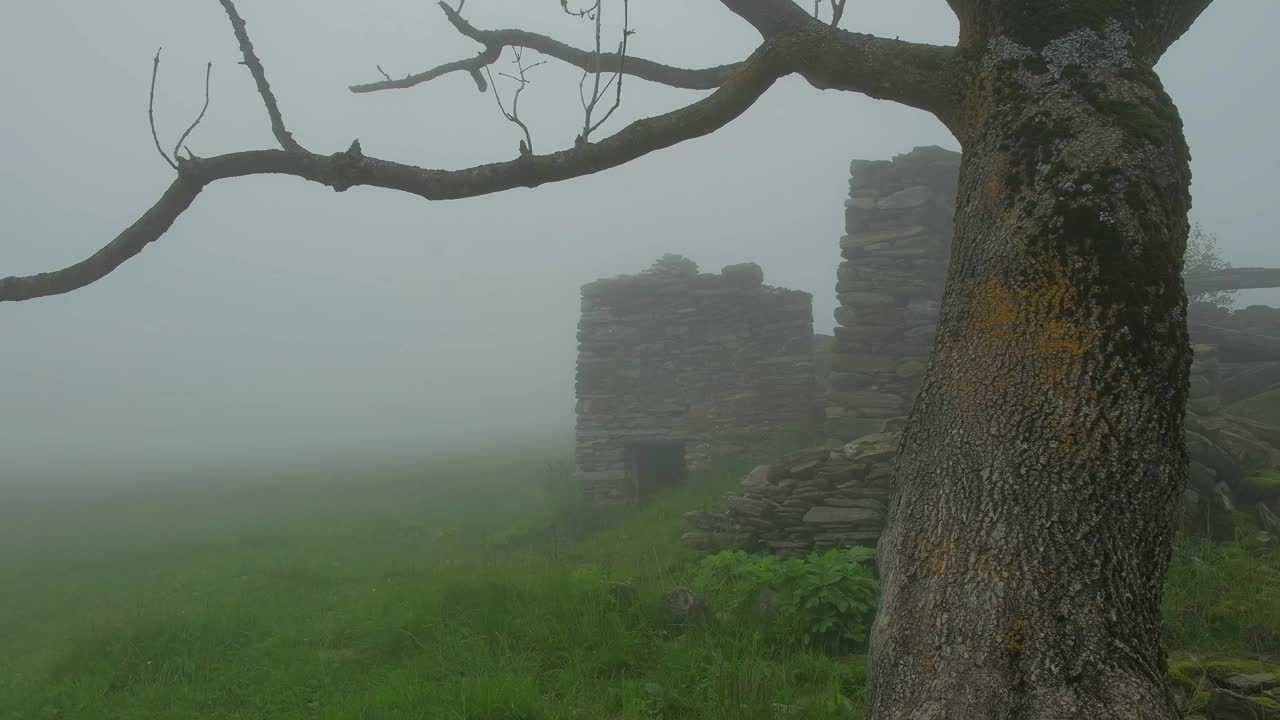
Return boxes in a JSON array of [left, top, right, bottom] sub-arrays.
[[825, 146, 961, 440], [576, 255, 817, 504]]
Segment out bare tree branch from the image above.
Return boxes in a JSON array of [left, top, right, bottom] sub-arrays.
[[572, 0, 633, 143], [350, 2, 740, 94], [578, 0, 609, 138], [149, 49, 178, 171], [486, 47, 540, 155], [2, 46, 788, 303], [718, 0, 815, 37], [585, 0, 633, 140], [362, 45, 500, 94], [561, 0, 601, 20], [173, 62, 213, 160], [796, 30, 961, 122], [3, 0, 963, 303], [217, 0, 304, 152]]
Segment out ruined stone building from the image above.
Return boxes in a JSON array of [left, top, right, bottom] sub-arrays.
[[575, 255, 817, 503], [823, 145, 962, 441], [686, 145, 1280, 556]]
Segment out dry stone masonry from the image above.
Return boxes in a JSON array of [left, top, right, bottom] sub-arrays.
[[825, 146, 961, 441], [683, 432, 900, 557], [557, 145, 1280, 548], [575, 255, 817, 504], [681, 145, 1280, 555]]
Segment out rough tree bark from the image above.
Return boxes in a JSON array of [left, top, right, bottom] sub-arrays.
[[1, 1, 1220, 718], [869, 4, 1208, 719]]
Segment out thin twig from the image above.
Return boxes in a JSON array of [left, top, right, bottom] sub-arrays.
[[587, 0, 630, 137], [560, 0, 600, 19], [216, 0, 304, 153], [173, 62, 213, 160], [376, 64, 393, 82], [580, 0, 606, 139], [575, 0, 631, 142], [349, 1, 737, 95], [149, 49, 178, 171], [485, 47, 536, 156]]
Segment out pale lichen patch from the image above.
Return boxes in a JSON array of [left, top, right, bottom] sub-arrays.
[[985, 19, 1136, 79], [1042, 19, 1135, 77]]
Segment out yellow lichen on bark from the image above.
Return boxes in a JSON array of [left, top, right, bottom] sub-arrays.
[[1006, 617, 1026, 653], [969, 270, 1099, 384], [925, 539, 957, 574]]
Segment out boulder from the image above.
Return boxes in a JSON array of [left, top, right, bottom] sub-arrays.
[[1219, 674, 1280, 694], [664, 587, 714, 626], [1207, 689, 1280, 719]]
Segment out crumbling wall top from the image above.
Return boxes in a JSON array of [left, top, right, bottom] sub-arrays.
[[582, 255, 806, 305]]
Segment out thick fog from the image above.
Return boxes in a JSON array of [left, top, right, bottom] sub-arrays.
[[2, 1, 1276, 477]]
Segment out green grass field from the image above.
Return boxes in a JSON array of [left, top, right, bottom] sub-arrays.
[[1, 443, 1277, 720]]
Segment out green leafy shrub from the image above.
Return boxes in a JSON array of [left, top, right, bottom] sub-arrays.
[[692, 548, 880, 651]]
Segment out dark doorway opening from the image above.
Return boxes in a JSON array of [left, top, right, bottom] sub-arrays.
[[625, 441, 688, 503]]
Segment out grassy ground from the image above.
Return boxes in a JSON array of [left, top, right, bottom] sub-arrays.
[[1, 443, 1277, 720], [1227, 385, 1280, 426]]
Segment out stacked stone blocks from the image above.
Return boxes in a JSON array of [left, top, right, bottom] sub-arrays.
[[826, 146, 961, 440], [575, 255, 817, 504]]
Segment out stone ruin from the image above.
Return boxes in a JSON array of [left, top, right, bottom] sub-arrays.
[[683, 146, 963, 555], [681, 145, 1280, 556], [574, 255, 817, 504], [824, 146, 961, 441], [569, 145, 1280, 549], [683, 432, 899, 557]]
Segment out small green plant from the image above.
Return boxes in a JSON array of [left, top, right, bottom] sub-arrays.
[[787, 548, 881, 649], [693, 547, 880, 651]]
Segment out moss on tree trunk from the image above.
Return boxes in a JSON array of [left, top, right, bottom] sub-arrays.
[[866, 13, 1193, 719]]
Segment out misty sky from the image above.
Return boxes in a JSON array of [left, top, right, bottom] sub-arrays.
[[2, 1, 1277, 475]]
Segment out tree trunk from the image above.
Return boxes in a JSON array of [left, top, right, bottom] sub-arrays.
[[867, 12, 1193, 720]]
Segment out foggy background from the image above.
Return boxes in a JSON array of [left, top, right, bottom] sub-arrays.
[[2, 1, 1276, 479]]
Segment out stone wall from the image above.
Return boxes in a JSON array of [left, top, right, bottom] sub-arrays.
[[825, 146, 962, 440], [687, 409, 1280, 556], [683, 432, 899, 557], [683, 145, 1280, 555], [576, 255, 817, 504]]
